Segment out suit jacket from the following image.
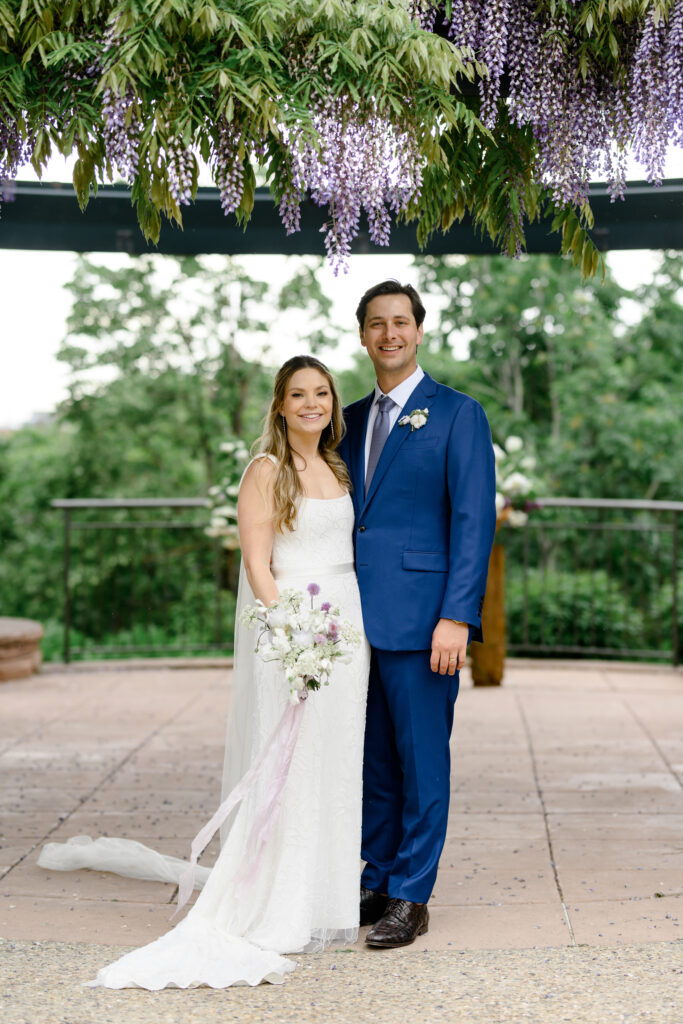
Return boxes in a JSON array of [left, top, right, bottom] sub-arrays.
[[338, 372, 496, 651]]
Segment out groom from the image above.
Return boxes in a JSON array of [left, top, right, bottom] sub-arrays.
[[338, 280, 496, 948]]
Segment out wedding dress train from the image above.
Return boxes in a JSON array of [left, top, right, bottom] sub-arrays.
[[38, 490, 369, 988]]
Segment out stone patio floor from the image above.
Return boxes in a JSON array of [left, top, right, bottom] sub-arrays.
[[1, 659, 681, 1023]]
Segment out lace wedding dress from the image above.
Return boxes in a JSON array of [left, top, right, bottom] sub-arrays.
[[38, 485, 369, 989]]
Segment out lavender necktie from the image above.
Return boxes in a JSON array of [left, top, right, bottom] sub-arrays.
[[365, 394, 394, 495]]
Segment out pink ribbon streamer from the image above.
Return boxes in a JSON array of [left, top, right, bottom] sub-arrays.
[[174, 700, 305, 916]]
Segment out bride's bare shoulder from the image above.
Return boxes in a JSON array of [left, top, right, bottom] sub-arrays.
[[240, 454, 277, 495]]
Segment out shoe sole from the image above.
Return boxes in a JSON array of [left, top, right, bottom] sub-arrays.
[[365, 921, 429, 949]]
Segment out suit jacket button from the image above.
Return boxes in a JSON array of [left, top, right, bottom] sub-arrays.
[[358, 525, 366, 533]]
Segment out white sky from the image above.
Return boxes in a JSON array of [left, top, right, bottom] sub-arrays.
[[1, 147, 682, 429]]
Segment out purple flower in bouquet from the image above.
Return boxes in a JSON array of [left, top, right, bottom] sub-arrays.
[[307, 583, 321, 596], [313, 633, 327, 645], [321, 602, 331, 613]]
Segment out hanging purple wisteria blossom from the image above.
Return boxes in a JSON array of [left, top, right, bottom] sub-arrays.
[[101, 87, 141, 183], [0, 120, 33, 208], [278, 96, 422, 274], [213, 120, 245, 216], [165, 137, 195, 208], [631, 9, 672, 185]]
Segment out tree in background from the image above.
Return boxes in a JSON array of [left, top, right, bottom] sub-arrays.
[[61, 255, 285, 494]]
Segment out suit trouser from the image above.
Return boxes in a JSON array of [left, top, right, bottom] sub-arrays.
[[360, 647, 459, 904]]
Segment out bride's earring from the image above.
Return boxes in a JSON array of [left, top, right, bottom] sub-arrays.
[[281, 414, 287, 437], [330, 419, 335, 441]]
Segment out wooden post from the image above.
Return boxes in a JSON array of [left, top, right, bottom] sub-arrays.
[[470, 543, 505, 687]]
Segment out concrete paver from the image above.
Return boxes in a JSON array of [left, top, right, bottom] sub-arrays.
[[2, 938, 681, 1024], [1, 659, 682, 1021]]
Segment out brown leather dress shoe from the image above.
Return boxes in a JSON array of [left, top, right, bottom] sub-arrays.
[[365, 898, 429, 948], [360, 885, 389, 927]]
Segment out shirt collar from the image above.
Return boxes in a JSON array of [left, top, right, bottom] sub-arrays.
[[374, 365, 425, 409]]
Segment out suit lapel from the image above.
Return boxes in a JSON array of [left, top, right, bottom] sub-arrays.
[[362, 373, 438, 512]]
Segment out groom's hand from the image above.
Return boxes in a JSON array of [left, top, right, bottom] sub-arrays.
[[430, 619, 469, 675]]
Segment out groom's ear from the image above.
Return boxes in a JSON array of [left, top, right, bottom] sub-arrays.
[[359, 325, 367, 348]]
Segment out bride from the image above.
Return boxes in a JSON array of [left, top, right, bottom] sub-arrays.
[[38, 355, 370, 988]]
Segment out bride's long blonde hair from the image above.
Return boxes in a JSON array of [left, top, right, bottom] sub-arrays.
[[255, 356, 350, 533]]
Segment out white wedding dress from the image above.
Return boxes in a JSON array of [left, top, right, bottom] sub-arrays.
[[38, 485, 370, 989]]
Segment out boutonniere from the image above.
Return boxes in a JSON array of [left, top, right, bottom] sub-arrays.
[[398, 408, 429, 432]]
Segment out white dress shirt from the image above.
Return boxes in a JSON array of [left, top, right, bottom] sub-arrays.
[[363, 365, 425, 476]]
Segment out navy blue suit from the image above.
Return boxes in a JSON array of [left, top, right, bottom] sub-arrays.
[[339, 372, 496, 902]]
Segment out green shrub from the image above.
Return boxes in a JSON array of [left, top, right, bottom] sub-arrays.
[[505, 569, 642, 652]]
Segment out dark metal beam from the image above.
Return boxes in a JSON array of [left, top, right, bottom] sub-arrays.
[[1, 179, 682, 255]]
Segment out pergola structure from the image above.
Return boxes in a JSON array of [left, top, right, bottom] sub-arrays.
[[3, 179, 682, 256]]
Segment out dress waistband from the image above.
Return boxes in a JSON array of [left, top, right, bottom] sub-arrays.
[[271, 562, 355, 580]]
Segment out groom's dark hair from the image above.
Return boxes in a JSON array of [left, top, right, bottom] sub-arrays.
[[355, 280, 426, 329]]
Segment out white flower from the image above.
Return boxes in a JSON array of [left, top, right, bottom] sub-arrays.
[[295, 649, 321, 676], [507, 509, 528, 527], [220, 440, 247, 455], [291, 630, 314, 648], [266, 608, 288, 629], [503, 471, 532, 496], [493, 443, 506, 464], [221, 526, 240, 550], [505, 435, 523, 453], [520, 454, 536, 471], [399, 408, 430, 432], [495, 492, 506, 514]]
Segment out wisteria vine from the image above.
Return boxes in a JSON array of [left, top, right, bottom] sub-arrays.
[[0, 0, 681, 271]]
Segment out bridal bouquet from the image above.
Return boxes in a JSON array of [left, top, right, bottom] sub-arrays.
[[240, 582, 361, 705]]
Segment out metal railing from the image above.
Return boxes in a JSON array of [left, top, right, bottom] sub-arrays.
[[52, 497, 682, 665], [503, 498, 681, 665], [52, 498, 230, 662]]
